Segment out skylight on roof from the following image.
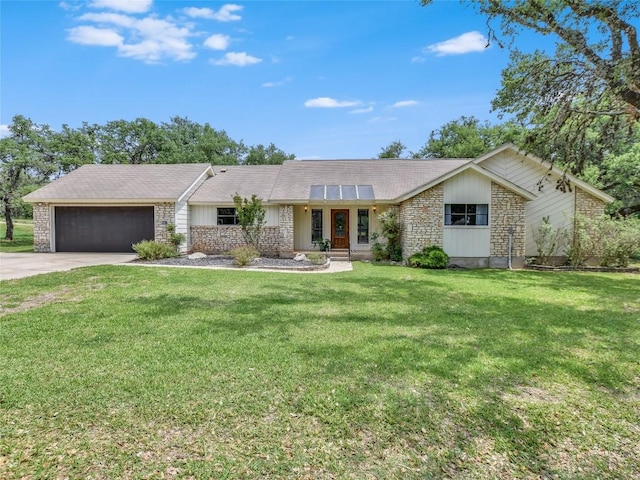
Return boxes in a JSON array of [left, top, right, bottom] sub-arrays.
[[309, 185, 375, 201]]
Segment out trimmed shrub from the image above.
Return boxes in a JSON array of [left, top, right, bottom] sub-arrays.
[[533, 216, 568, 265], [306, 252, 326, 265], [133, 240, 177, 261], [568, 214, 640, 267], [228, 246, 260, 266], [165, 223, 186, 252], [407, 245, 449, 269]]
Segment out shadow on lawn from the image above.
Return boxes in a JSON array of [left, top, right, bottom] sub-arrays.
[[123, 266, 638, 477]]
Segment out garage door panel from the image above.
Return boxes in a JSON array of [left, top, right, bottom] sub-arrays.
[[55, 207, 155, 252]]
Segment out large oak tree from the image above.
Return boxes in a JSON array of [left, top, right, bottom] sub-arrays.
[[422, 0, 640, 170]]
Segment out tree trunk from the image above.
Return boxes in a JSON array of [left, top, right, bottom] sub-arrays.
[[3, 199, 14, 240]]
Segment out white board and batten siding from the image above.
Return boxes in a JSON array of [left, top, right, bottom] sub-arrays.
[[190, 205, 280, 227], [175, 174, 213, 252], [480, 151, 575, 255], [442, 169, 491, 257]]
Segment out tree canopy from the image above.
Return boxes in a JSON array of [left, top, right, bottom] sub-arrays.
[[0, 114, 296, 239], [377, 140, 408, 159], [422, 0, 640, 170], [413, 116, 525, 159]]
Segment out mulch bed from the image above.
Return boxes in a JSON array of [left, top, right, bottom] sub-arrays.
[[132, 254, 330, 271], [525, 264, 639, 273]]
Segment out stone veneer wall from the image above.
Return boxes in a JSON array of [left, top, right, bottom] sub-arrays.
[[398, 184, 444, 258], [490, 183, 526, 257], [31, 203, 171, 253], [190, 226, 280, 255], [278, 205, 294, 257], [574, 188, 607, 260], [575, 188, 606, 218], [154, 203, 176, 245], [33, 202, 51, 252]]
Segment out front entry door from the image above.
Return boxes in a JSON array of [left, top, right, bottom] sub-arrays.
[[331, 209, 349, 249]]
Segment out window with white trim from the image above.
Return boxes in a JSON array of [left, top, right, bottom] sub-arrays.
[[444, 204, 488, 226], [217, 207, 238, 225], [311, 209, 323, 242], [357, 209, 369, 244]]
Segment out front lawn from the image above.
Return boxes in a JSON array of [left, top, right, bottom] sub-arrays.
[[1, 264, 638, 479], [0, 220, 33, 253]]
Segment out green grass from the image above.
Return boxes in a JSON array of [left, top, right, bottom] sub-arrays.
[[0, 220, 33, 253], [1, 264, 639, 479]]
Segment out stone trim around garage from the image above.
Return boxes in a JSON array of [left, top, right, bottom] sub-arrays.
[[31, 202, 174, 253], [33, 202, 52, 252], [154, 203, 176, 246]]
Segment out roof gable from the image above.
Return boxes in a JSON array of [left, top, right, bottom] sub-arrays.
[[474, 144, 615, 203], [395, 162, 537, 202]]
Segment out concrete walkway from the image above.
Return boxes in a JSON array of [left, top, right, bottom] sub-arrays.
[[0, 252, 137, 281]]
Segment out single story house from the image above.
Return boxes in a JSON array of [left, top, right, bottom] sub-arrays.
[[23, 144, 614, 267]]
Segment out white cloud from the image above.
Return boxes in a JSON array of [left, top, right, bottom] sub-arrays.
[[411, 56, 426, 63], [79, 12, 135, 28], [391, 100, 418, 108], [286, 35, 294, 41], [212, 4, 243, 21], [68, 14, 195, 62], [89, 0, 152, 14], [183, 7, 215, 18], [426, 31, 488, 56], [0, 125, 10, 138], [212, 52, 262, 66], [368, 116, 397, 124], [262, 76, 292, 87], [304, 97, 361, 108], [184, 4, 243, 22], [67, 25, 124, 46], [59, 1, 82, 11], [204, 34, 230, 50], [349, 106, 373, 114]]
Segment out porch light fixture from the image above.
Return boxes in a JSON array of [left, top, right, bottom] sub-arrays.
[[304, 205, 308, 213], [373, 205, 377, 212]]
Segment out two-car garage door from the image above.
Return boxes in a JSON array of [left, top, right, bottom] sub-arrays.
[[55, 206, 155, 252]]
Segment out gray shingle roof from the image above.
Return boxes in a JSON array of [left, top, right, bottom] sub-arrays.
[[269, 159, 470, 202], [23, 163, 212, 202], [189, 165, 282, 204], [23, 159, 477, 205]]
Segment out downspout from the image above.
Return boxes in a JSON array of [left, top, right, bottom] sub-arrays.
[[507, 226, 513, 270]]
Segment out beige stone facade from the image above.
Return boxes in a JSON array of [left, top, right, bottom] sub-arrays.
[[490, 183, 526, 257], [278, 205, 294, 257], [574, 188, 608, 261], [399, 184, 444, 257], [575, 188, 607, 218], [154, 202, 176, 246], [33, 203, 51, 252], [190, 226, 280, 255]]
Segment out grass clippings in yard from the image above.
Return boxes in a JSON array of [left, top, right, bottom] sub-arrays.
[[1, 263, 639, 479]]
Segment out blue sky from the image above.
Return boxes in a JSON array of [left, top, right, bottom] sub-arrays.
[[1, 0, 547, 159]]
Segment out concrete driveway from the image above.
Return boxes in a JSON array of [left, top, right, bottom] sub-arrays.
[[0, 252, 137, 281]]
